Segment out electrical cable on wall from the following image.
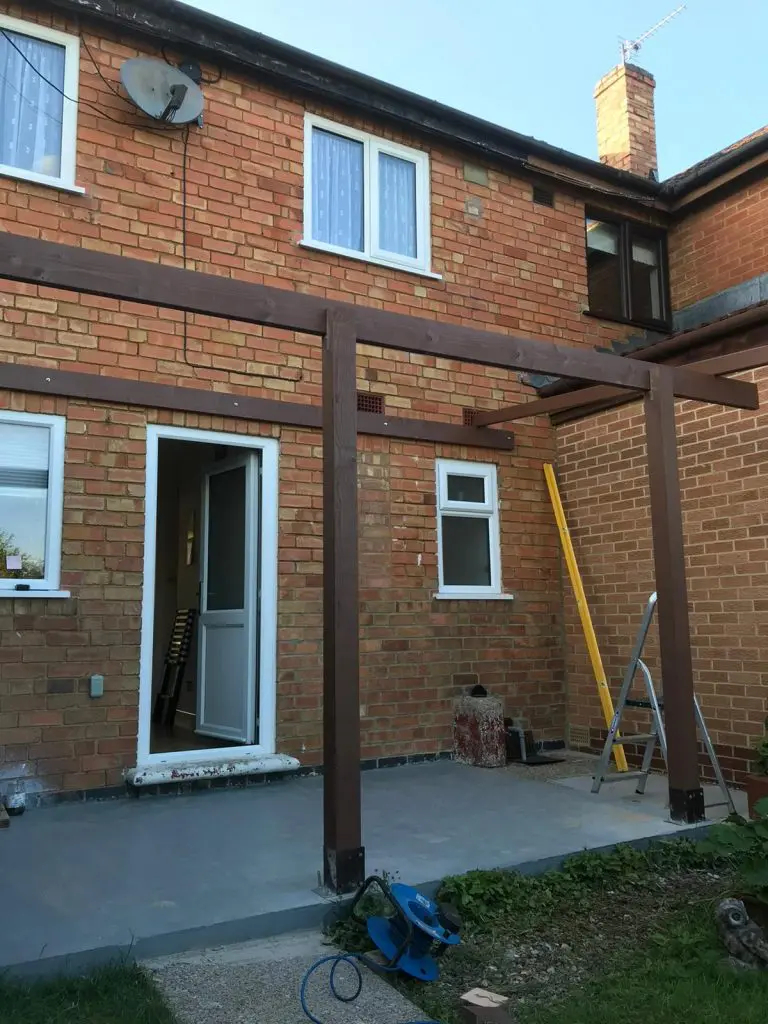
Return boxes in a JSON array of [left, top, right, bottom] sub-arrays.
[[5, 26, 301, 384], [79, 32, 132, 102], [1, 29, 177, 131]]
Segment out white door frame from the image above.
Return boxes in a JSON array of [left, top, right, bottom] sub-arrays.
[[137, 425, 279, 766]]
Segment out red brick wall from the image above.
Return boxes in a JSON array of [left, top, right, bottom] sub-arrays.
[[669, 179, 768, 309], [0, 3, 632, 349], [4, 3, 641, 793], [557, 162, 768, 785], [557, 372, 768, 782], [0, 386, 563, 794]]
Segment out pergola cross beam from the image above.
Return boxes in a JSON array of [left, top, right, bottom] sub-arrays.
[[0, 235, 758, 406], [474, 333, 768, 426]]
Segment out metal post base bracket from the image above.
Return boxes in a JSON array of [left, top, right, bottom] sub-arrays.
[[323, 845, 365, 894], [669, 787, 706, 824]]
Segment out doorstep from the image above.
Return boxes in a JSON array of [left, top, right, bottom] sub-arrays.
[[125, 753, 301, 788]]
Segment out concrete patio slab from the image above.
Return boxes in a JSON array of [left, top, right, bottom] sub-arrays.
[[0, 760, 718, 976], [552, 772, 747, 819]]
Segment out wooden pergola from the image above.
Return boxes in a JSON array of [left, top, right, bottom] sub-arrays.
[[0, 236, 760, 892]]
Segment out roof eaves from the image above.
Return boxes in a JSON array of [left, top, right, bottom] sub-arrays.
[[660, 128, 768, 198], [40, 0, 662, 199]]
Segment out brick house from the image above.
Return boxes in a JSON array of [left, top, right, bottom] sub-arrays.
[[558, 136, 768, 780], [0, 0, 765, 802]]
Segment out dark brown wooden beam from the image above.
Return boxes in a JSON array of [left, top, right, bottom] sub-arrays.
[[644, 367, 704, 823], [478, 335, 768, 426], [552, 338, 768, 425], [2, 235, 760, 405], [630, 307, 768, 364], [362, 413, 514, 449], [670, 365, 758, 409], [0, 235, 648, 387], [322, 310, 364, 893], [685, 340, 768, 377], [0, 361, 514, 450], [473, 385, 641, 425]]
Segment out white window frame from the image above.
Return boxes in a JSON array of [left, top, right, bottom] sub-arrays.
[[0, 13, 81, 192], [302, 113, 433, 276], [435, 459, 503, 598], [0, 411, 66, 594]]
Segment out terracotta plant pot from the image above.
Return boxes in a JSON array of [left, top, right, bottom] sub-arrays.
[[744, 773, 768, 819]]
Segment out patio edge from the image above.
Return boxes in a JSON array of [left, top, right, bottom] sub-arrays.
[[1, 821, 714, 979]]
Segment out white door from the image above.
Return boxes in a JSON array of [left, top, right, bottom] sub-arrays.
[[197, 452, 259, 743]]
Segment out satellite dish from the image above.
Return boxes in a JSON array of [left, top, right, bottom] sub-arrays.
[[120, 57, 204, 124]]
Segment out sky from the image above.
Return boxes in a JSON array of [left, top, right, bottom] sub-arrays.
[[180, 0, 767, 179]]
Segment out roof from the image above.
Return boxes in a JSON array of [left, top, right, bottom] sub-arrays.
[[661, 125, 768, 197], [34, 0, 768, 205], [34, 0, 655, 199]]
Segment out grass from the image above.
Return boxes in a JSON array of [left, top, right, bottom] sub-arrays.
[[329, 839, 768, 1024], [0, 964, 176, 1024], [520, 906, 768, 1024]]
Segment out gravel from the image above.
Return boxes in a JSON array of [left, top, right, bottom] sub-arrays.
[[145, 930, 429, 1024]]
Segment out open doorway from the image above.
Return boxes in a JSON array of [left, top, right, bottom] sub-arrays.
[[138, 426, 279, 766]]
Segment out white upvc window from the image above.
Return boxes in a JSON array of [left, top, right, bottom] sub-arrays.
[[303, 113, 432, 275], [436, 460, 502, 597], [0, 13, 80, 190], [0, 412, 66, 593]]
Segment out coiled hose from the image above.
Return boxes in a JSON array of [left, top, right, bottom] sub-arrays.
[[299, 951, 439, 1024]]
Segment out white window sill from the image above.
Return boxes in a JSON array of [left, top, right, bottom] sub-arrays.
[[0, 590, 71, 599], [299, 239, 442, 280], [433, 592, 515, 601], [0, 167, 86, 195]]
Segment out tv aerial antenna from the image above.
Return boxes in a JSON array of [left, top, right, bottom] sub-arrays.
[[620, 4, 686, 64]]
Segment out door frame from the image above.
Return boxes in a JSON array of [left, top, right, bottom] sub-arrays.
[[137, 425, 279, 766]]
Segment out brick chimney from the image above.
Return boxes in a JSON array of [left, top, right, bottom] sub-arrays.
[[594, 64, 658, 179]]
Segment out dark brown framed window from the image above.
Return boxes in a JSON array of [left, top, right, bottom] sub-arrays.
[[585, 215, 669, 329]]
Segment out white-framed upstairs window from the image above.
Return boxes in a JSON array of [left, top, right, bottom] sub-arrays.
[[436, 460, 502, 597], [0, 412, 66, 593], [303, 113, 432, 275], [0, 13, 80, 191]]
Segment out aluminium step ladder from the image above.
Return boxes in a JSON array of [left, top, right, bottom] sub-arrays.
[[592, 592, 736, 816]]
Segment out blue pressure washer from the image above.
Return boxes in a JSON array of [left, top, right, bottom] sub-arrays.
[[300, 875, 461, 1024]]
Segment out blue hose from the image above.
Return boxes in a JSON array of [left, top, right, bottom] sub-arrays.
[[299, 952, 440, 1024]]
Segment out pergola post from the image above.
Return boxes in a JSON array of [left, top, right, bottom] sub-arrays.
[[644, 367, 704, 823], [322, 310, 364, 892]]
